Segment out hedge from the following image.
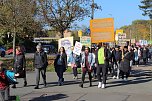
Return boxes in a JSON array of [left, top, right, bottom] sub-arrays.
[[0, 56, 81, 73]]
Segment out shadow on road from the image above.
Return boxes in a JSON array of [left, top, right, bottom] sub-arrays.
[[29, 94, 68, 101], [107, 76, 152, 88]]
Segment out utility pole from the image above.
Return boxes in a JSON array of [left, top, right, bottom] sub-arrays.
[[12, 2, 16, 59], [150, 24, 152, 44], [130, 29, 132, 46], [91, 0, 94, 19]]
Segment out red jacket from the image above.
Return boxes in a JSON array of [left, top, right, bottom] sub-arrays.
[[0, 71, 9, 90]]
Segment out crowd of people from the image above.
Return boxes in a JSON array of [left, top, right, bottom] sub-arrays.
[[0, 43, 151, 101], [67, 43, 151, 88]]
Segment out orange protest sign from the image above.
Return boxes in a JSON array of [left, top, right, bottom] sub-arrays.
[[90, 18, 114, 43]]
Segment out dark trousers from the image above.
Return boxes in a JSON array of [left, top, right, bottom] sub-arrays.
[[143, 58, 147, 65], [73, 67, 78, 77], [135, 60, 139, 65], [0, 86, 9, 101], [120, 70, 129, 79], [93, 67, 97, 77], [56, 66, 64, 82], [35, 68, 46, 86], [81, 67, 92, 83], [97, 64, 107, 84]]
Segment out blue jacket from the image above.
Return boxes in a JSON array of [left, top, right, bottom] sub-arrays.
[[68, 52, 77, 64], [81, 53, 95, 67]]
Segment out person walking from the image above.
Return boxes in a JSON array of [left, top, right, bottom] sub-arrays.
[[119, 46, 131, 81], [68, 46, 81, 79], [54, 47, 67, 86], [95, 43, 107, 89], [91, 47, 97, 79], [79, 47, 95, 88], [12, 45, 27, 88], [134, 47, 139, 67], [143, 46, 147, 65], [112, 46, 122, 79], [34, 44, 48, 89]]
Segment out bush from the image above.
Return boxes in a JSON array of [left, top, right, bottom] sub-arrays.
[[0, 55, 84, 73]]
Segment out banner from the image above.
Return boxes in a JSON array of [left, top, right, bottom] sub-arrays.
[[80, 36, 91, 48], [90, 18, 114, 43], [73, 41, 82, 55], [139, 40, 148, 46]]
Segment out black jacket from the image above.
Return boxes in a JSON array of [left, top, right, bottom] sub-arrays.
[[119, 50, 131, 72], [54, 53, 67, 72], [34, 51, 48, 69], [112, 50, 122, 62], [14, 53, 26, 73]]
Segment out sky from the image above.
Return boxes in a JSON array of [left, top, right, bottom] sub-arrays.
[[78, 0, 150, 29]]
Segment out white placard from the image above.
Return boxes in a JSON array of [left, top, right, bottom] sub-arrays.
[[73, 41, 82, 55]]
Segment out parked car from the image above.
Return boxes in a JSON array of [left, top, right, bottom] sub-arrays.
[[6, 48, 13, 55], [42, 45, 57, 54], [0, 47, 6, 57]]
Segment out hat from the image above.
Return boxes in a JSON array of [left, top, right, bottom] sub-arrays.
[[36, 44, 42, 49]]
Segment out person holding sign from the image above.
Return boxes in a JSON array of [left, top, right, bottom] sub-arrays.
[[79, 47, 95, 88], [68, 46, 81, 79]]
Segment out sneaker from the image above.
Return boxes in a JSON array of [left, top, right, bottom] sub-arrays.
[[102, 84, 105, 89], [113, 76, 116, 79], [75, 76, 78, 79], [124, 78, 128, 81], [116, 76, 119, 79], [98, 82, 102, 88], [137, 65, 139, 67], [34, 86, 39, 89]]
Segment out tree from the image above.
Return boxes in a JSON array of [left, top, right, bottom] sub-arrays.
[[120, 20, 152, 41], [0, 0, 41, 37], [0, 0, 42, 57], [139, 0, 152, 19], [36, 0, 100, 38]]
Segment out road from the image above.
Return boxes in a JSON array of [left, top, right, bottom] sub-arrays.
[[9, 64, 152, 101]]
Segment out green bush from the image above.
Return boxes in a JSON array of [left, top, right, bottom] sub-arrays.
[[0, 57, 79, 73]]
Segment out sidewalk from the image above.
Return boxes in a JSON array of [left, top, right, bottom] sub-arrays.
[[10, 65, 152, 101]]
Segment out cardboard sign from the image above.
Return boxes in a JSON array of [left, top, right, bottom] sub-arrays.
[[73, 41, 82, 55], [58, 37, 73, 64], [90, 18, 114, 43], [80, 36, 91, 48]]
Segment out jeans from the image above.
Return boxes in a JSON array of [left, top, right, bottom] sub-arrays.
[[56, 66, 64, 82], [97, 64, 107, 84], [35, 68, 46, 86], [73, 67, 78, 77]]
